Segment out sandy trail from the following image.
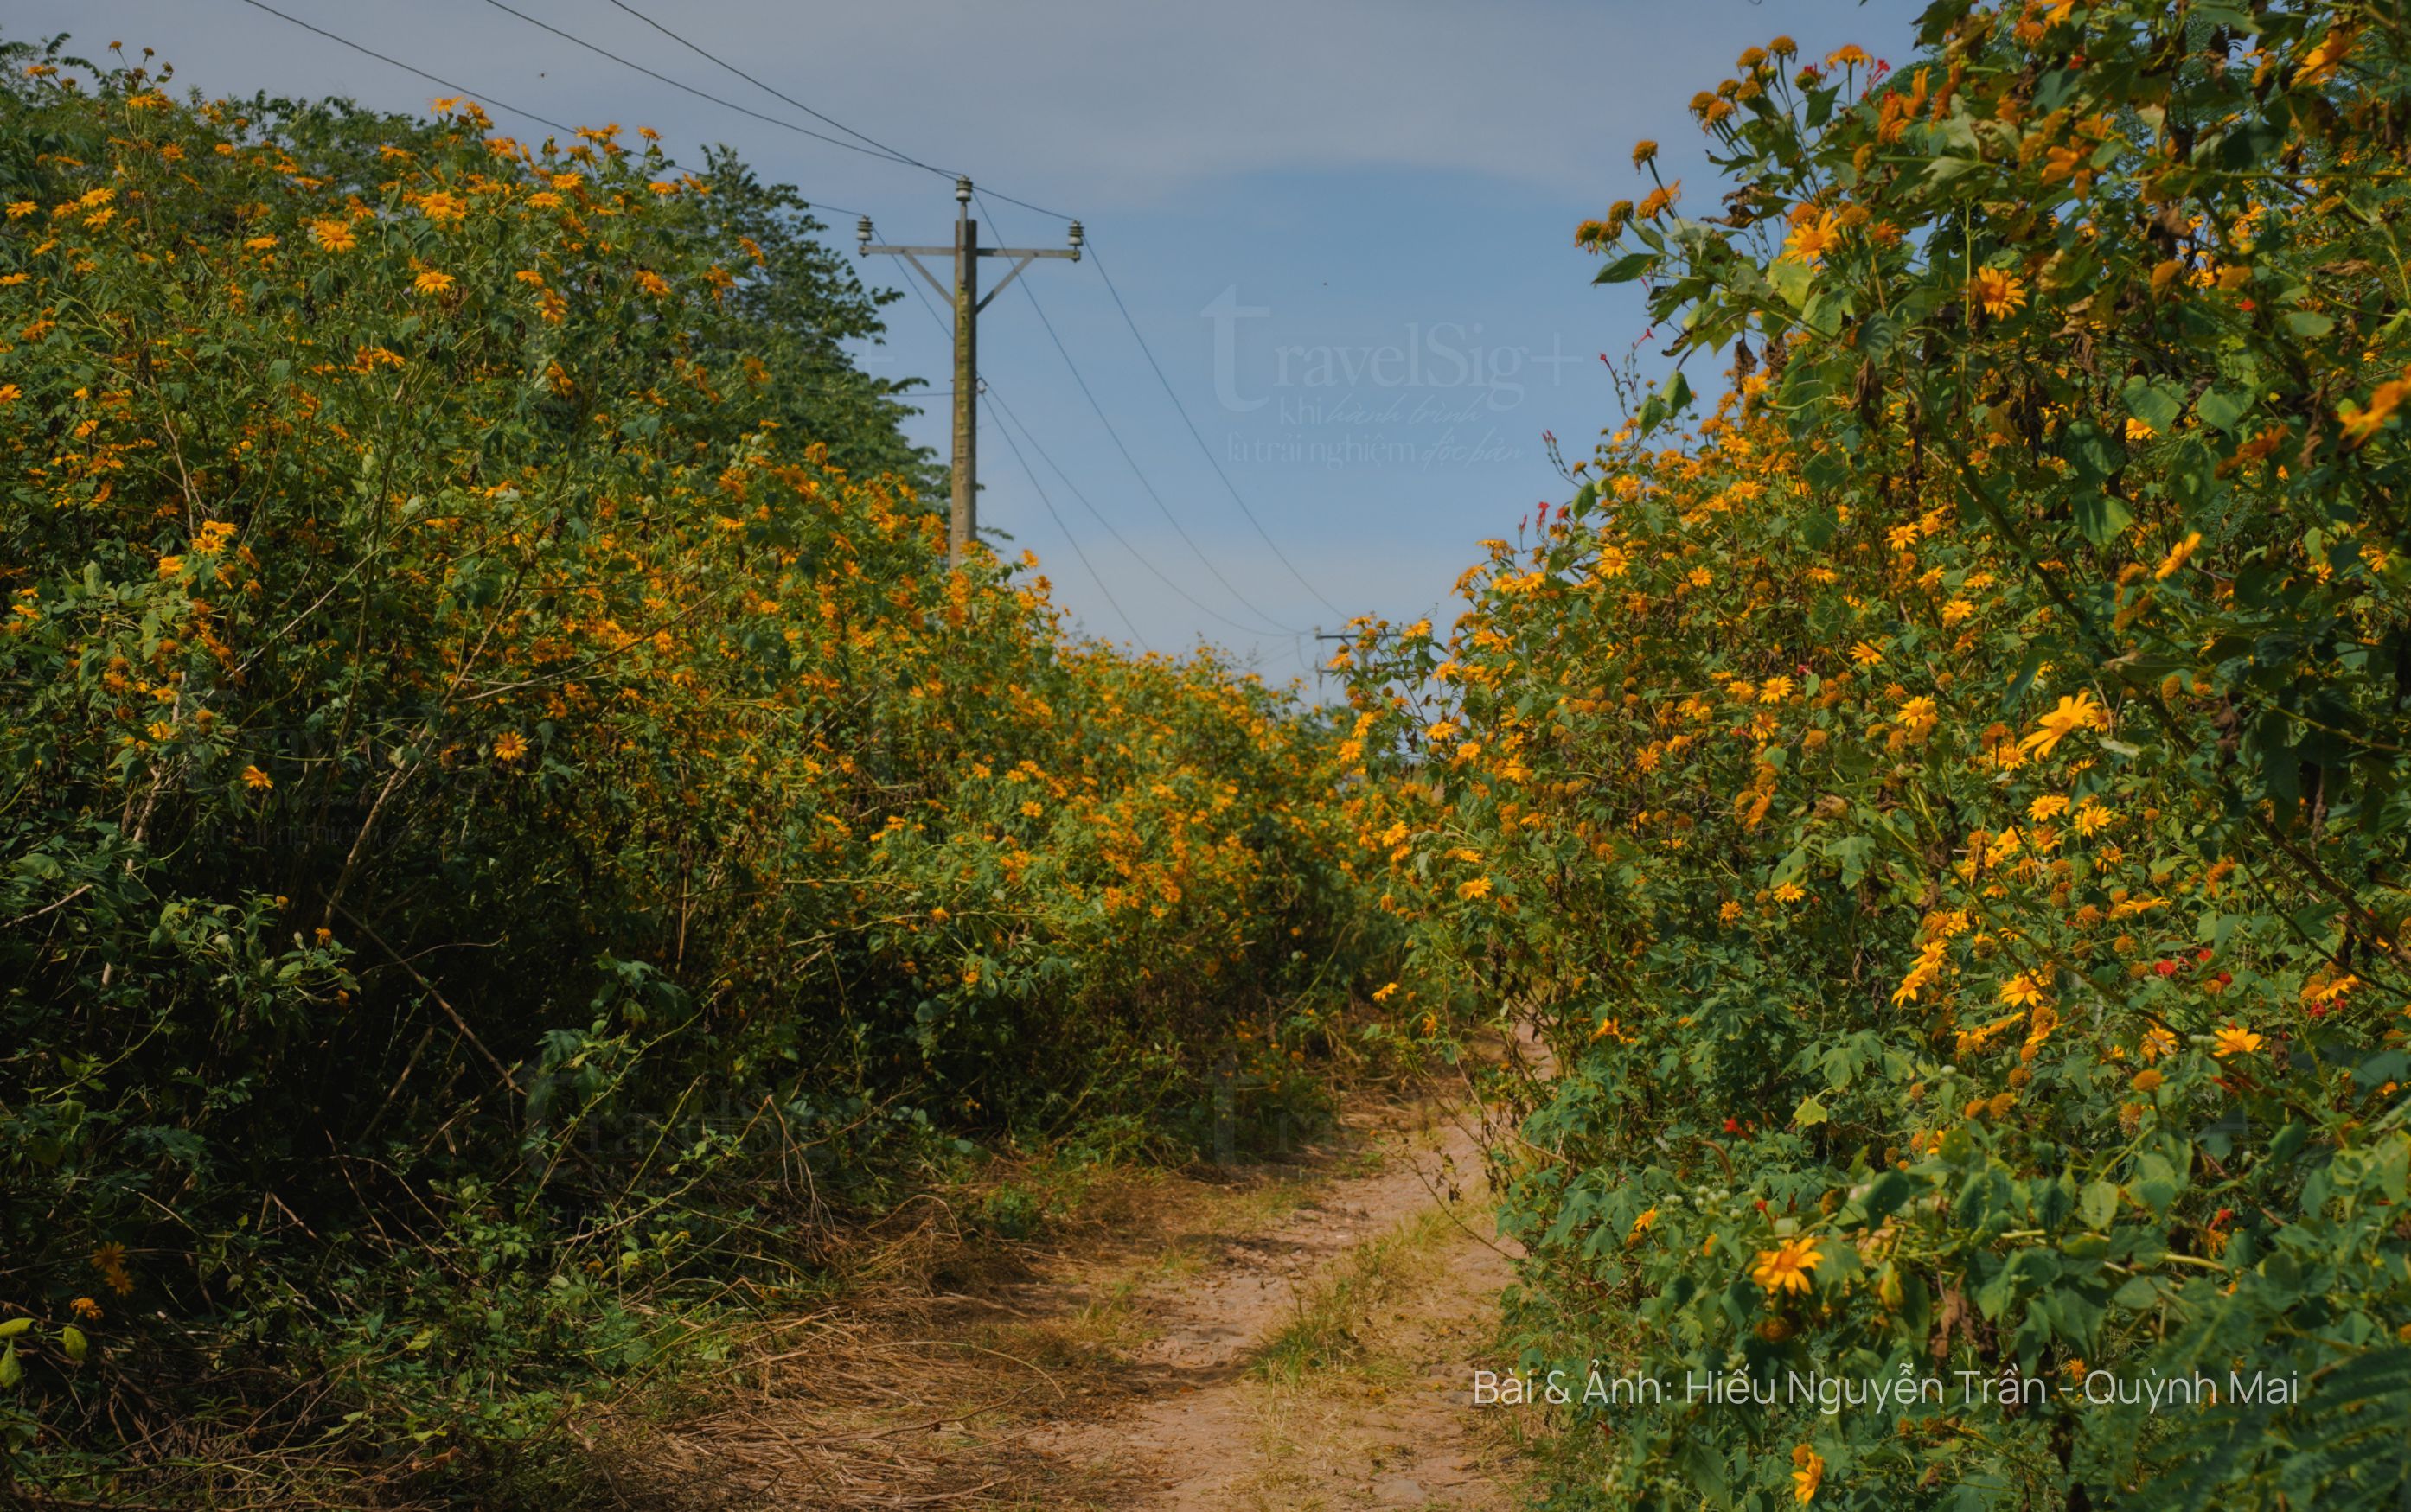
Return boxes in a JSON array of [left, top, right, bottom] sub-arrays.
[[633, 1089, 1527, 1510], [1013, 1095, 1522, 1510]]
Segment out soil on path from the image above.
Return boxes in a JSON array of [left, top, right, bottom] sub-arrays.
[[1020, 1097, 1521, 1510], [625, 1089, 1529, 1510]]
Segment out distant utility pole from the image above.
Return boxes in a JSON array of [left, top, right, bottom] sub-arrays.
[[860, 179, 1082, 567]]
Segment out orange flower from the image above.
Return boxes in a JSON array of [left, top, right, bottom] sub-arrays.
[[2018, 691, 2103, 759], [2212, 1024, 2263, 1058], [1751, 1236, 1823, 1295], [1973, 266, 2028, 317]]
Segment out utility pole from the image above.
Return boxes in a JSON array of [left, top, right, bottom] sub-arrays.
[[860, 179, 1082, 567]]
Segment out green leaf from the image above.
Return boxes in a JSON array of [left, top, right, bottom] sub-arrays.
[[2080, 1180, 2120, 1230], [2285, 310, 2335, 339], [1793, 1094, 1829, 1128], [59, 1326, 86, 1363], [1864, 1170, 1915, 1222], [2122, 380, 2184, 434], [1594, 252, 1654, 285], [2075, 493, 2136, 545], [2197, 386, 2254, 433], [1768, 258, 1813, 310]]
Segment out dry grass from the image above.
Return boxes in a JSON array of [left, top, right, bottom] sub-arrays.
[[578, 1146, 1348, 1510]]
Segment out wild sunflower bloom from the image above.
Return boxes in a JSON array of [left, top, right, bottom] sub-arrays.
[[1781, 209, 1842, 265], [2154, 531, 2203, 580], [1631, 139, 1658, 168], [309, 218, 357, 252], [1973, 266, 2028, 317], [1773, 882, 1806, 903], [2018, 691, 2104, 758], [411, 270, 456, 297], [1791, 1445, 1825, 1503], [2212, 1024, 2263, 1058], [1999, 972, 2048, 1009], [240, 765, 273, 790], [91, 1242, 133, 1295], [492, 732, 529, 762], [2139, 1024, 2178, 1061], [1750, 1236, 1823, 1295]]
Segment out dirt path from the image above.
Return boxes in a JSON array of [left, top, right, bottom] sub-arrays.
[[1020, 1097, 1520, 1509], [624, 1091, 1528, 1510]]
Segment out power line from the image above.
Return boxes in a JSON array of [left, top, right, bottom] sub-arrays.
[[982, 394, 1143, 647], [231, 0, 871, 218], [986, 386, 1303, 643], [976, 197, 1299, 636], [603, 0, 946, 179], [233, 0, 579, 137], [232, 0, 1332, 631], [1084, 240, 1347, 619], [891, 246, 1285, 643], [598, 0, 1078, 220], [474, 0, 926, 174]]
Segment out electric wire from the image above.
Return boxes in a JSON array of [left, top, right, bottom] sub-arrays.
[[233, 0, 579, 138], [598, 0, 1079, 220], [973, 198, 1299, 636], [893, 253, 1287, 642], [231, 0, 1333, 635], [231, 0, 870, 218], [1085, 239, 1347, 619], [982, 394, 1144, 646], [474, 0, 923, 175], [986, 387, 1304, 642]]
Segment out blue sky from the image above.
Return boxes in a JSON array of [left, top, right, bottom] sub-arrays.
[[12, 0, 1933, 686]]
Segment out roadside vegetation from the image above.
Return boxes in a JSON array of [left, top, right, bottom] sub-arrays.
[[0, 39, 1405, 1506], [1345, 2, 2411, 1505]]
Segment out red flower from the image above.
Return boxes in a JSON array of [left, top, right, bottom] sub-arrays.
[[2155, 959, 2178, 977], [1724, 1117, 1743, 1133]]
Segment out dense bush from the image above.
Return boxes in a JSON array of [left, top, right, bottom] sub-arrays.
[[0, 41, 1395, 1500], [1347, 2, 2411, 1505]]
